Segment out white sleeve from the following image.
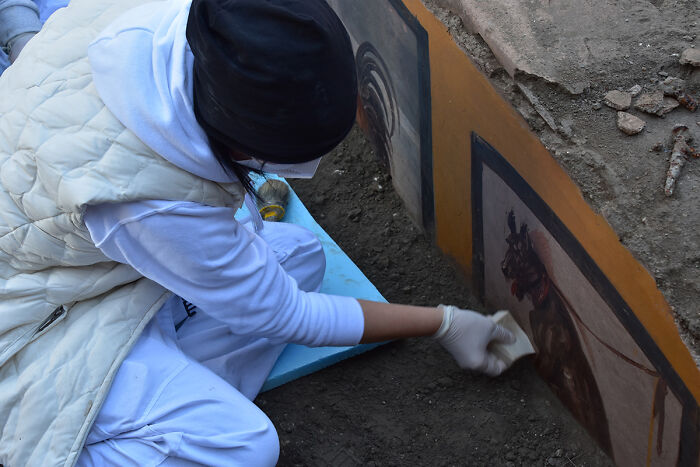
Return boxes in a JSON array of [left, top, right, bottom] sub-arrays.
[[84, 200, 364, 347]]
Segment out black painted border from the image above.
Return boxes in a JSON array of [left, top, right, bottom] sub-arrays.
[[470, 132, 698, 465], [387, 0, 434, 233]]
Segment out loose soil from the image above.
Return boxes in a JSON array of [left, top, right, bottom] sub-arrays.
[[256, 127, 612, 466]]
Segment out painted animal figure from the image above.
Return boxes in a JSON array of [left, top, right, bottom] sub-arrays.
[[501, 210, 613, 455]]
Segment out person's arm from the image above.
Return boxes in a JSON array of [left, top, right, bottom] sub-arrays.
[[84, 200, 365, 347], [358, 300, 442, 342], [85, 200, 514, 376], [0, 0, 40, 62]]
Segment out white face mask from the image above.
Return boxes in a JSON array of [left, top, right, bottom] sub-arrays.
[[236, 157, 321, 179]]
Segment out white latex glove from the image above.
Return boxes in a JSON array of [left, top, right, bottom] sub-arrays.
[[8, 32, 35, 63], [433, 305, 516, 376]]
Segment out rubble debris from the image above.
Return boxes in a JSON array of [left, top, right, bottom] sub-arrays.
[[679, 48, 700, 67], [658, 71, 669, 77], [604, 90, 632, 110], [635, 91, 663, 114], [635, 90, 678, 116], [664, 125, 697, 196], [659, 77, 685, 95], [592, 101, 602, 111], [651, 141, 664, 152], [617, 112, 645, 135], [660, 97, 680, 116], [628, 84, 642, 97], [659, 77, 697, 112], [558, 119, 574, 138], [517, 83, 558, 131]]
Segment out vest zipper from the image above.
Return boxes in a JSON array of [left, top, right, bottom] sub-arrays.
[[35, 306, 66, 335]]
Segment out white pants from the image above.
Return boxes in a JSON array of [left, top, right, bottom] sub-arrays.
[[77, 221, 325, 466]]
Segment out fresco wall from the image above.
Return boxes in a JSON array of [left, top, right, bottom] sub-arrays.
[[328, 1, 700, 465]]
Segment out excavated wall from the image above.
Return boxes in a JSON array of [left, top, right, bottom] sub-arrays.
[[328, 0, 699, 465]]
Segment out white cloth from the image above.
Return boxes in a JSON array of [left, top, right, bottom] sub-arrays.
[[78, 217, 328, 466]]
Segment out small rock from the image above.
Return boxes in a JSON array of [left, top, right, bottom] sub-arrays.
[[660, 77, 686, 96], [635, 90, 665, 115], [652, 141, 664, 152], [658, 71, 669, 77], [554, 448, 563, 457], [436, 376, 454, 387], [628, 84, 642, 97], [347, 207, 362, 221], [592, 101, 602, 111], [604, 90, 632, 110], [659, 97, 680, 116], [279, 421, 295, 433], [683, 35, 694, 41], [680, 48, 700, 67], [558, 119, 574, 138], [617, 111, 646, 135]]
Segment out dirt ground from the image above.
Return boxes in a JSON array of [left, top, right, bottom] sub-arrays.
[[255, 127, 612, 466], [423, 0, 700, 362]]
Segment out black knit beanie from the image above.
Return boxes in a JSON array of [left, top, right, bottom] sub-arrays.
[[187, 0, 358, 163]]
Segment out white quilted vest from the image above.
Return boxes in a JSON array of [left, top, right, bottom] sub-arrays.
[[0, 0, 245, 465]]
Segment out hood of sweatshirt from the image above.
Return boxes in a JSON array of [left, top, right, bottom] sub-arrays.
[[88, 0, 232, 183]]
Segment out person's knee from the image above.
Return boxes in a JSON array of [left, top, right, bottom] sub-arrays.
[[263, 222, 326, 292], [235, 414, 280, 466], [288, 230, 325, 292]]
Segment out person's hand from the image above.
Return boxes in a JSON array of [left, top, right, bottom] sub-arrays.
[[8, 32, 35, 63], [433, 305, 515, 376]]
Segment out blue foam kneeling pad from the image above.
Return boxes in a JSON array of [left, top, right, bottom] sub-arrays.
[[235, 176, 387, 392]]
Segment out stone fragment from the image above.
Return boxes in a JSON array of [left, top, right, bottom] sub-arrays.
[[635, 90, 665, 115], [680, 48, 700, 67], [604, 90, 631, 110], [347, 207, 362, 221], [592, 101, 602, 111], [628, 84, 642, 97], [517, 83, 557, 131], [617, 112, 645, 135], [659, 97, 680, 116], [659, 76, 697, 111], [658, 71, 669, 77], [558, 119, 574, 138], [660, 77, 685, 96]]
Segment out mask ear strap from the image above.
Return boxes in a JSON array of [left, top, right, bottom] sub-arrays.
[[244, 193, 265, 233]]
